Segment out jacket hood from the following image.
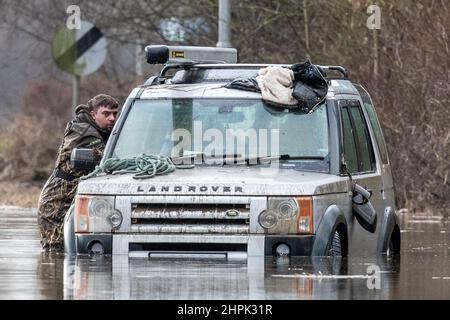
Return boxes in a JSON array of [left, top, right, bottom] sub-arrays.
[[74, 104, 110, 141]]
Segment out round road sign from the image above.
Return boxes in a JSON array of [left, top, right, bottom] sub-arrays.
[[52, 21, 107, 76]]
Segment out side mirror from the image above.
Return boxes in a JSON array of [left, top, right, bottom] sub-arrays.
[[70, 148, 99, 171], [352, 183, 372, 205], [352, 183, 377, 233]]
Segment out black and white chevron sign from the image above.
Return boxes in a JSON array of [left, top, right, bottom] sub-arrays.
[[52, 21, 107, 76]]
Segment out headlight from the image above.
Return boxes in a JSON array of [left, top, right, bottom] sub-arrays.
[[89, 197, 113, 217], [259, 197, 313, 234], [258, 210, 278, 229], [75, 195, 117, 232], [276, 199, 299, 218], [109, 210, 123, 228]]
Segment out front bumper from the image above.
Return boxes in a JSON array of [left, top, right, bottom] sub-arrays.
[[76, 233, 315, 257]]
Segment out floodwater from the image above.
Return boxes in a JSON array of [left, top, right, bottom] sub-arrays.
[[0, 205, 448, 299]]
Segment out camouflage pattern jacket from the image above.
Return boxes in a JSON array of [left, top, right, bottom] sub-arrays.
[[55, 105, 110, 179], [37, 105, 110, 249]]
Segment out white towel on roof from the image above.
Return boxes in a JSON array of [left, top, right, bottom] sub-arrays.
[[256, 66, 298, 106]]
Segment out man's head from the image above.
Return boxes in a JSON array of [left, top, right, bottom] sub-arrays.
[[87, 94, 119, 132]]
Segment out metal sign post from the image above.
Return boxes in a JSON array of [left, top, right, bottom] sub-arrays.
[[72, 75, 80, 112]]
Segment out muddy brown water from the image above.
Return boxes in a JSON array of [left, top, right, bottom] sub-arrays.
[[0, 205, 448, 299]]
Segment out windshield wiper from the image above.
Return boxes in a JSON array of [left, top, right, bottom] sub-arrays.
[[171, 153, 325, 166], [244, 154, 326, 165], [170, 152, 202, 166], [278, 154, 326, 161], [171, 152, 242, 165]]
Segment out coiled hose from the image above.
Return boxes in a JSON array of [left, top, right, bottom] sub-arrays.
[[81, 154, 188, 180]]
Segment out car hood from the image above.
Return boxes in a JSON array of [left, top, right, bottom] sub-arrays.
[[77, 166, 349, 196]]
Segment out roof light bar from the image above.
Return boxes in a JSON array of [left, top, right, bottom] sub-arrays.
[[145, 45, 238, 65]]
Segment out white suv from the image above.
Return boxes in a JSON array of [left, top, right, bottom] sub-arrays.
[[65, 46, 400, 258]]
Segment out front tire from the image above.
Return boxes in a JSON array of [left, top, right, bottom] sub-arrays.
[[386, 230, 400, 256], [327, 231, 342, 256]]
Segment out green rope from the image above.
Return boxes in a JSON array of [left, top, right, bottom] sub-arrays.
[[80, 154, 185, 180]]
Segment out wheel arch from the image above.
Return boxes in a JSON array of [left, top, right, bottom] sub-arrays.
[[312, 204, 348, 256], [377, 206, 401, 253]]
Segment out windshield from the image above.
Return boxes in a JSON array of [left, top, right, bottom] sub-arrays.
[[112, 99, 329, 172]]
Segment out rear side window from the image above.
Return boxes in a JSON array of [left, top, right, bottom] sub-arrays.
[[341, 108, 359, 173], [355, 85, 389, 164], [350, 107, 376, 172], [340, 101, 376, 174]]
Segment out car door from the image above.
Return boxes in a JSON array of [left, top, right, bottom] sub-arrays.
[[355, 85, 395, 208], [339, 99, 384, 254]]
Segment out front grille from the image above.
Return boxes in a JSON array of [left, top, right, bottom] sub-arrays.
[[130, 203, 250, 234]]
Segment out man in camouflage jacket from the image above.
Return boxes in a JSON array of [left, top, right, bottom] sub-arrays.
[[37, 94, 119, 252]]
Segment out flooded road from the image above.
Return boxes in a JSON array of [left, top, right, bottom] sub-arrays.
[[0, 205, 448, 299]]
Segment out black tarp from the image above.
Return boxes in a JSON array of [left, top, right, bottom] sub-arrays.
[[290, 61, 328, 112]]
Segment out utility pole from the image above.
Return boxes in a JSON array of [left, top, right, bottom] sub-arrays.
[[303, 0, 310, 60], [216, 0, 232, 48], [373, 29, 379, 78], [135, 43, 144, 83]]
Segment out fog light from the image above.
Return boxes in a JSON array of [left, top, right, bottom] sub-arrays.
[[88, 241, 104, 254], [275, 243, 291, 256], [259, 210, 278, 229], [109, 210, 123, 228]]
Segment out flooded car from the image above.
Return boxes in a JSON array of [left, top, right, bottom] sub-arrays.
[[64, 45, 400, 258]]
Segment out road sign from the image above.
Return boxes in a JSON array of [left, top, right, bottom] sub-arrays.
[[52, 21, 107, 76]]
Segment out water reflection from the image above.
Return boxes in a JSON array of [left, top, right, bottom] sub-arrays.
[[62, 254, 403, 300], [37, 252, 65, 299], [0, 206, 448, 299]]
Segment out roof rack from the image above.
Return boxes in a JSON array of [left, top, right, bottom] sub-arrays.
[[319, 66, 348, 78], [143, 45, 348, 86], [159, 63, 348, 78], [142, 63, 348, 86]]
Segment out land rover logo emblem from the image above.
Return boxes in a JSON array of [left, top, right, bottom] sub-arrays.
[[225, 209, 239, 217]]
